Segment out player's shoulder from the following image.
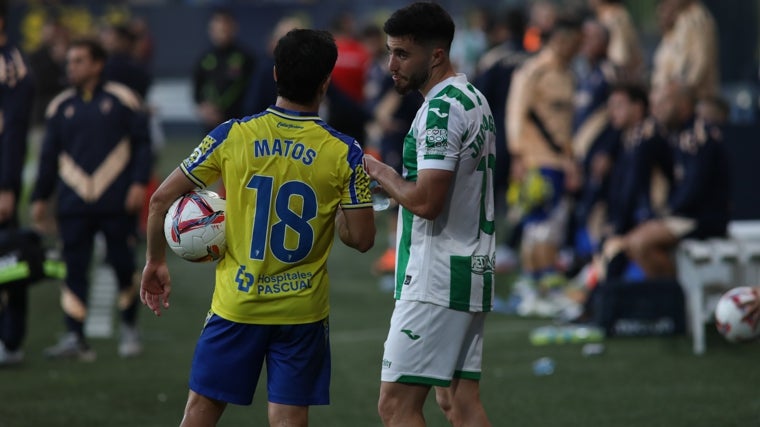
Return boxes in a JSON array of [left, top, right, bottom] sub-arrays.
[[103, 81, 143, 111], [516, 50, 552, 78], [429, 80, 480, 113], [45, 88, 77, 119]]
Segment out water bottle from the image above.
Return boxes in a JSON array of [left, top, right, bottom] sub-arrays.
[[532, 357, 555, 376], [370, 180, 391, 211]]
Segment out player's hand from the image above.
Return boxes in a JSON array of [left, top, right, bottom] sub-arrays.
[[0, 191, 15, 223], [31, 200, 56, 234], [741, 287, 760, 325], [363, 154, 391, 180], [140, 260, 172, 317], [125, 184, 147, 214]]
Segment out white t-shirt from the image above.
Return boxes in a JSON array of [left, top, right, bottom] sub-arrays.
[[394, 74, 496, 312]]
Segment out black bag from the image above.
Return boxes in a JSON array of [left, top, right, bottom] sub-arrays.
[[0, 229, 47, 288], [591, 279, 686, 337]]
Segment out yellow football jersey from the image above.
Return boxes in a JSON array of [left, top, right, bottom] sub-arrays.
[[180, 106, 372, 324]]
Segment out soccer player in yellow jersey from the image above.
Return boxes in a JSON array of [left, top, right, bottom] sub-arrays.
[[140, 29, 375, 427]]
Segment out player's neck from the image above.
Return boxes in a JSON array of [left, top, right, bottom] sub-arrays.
[[275, 97, 319, 114], [420, 64, 457, 97]]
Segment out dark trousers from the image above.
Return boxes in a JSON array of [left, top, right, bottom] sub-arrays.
[[58, 214, 139, 338], [0, 215, 27, 352]]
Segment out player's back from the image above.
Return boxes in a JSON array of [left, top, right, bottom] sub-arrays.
[[180, 106, 370, 324]]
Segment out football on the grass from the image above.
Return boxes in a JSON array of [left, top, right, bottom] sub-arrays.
[[715, 286, 760, 343], [164, 190, 226, 262]]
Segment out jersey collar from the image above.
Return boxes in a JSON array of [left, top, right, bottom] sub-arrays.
[[425, 73, 467, 101], [267, 105, 320, 121]]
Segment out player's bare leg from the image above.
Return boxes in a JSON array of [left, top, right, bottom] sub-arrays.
[[625, 220, 678, 278], [378, 382, 429, 427], [435, 379, 491, 427], [268, 402, 308, 427], [180, 390, 226, 427]]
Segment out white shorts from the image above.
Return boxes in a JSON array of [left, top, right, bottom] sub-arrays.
[[381, 299, 485, 386]]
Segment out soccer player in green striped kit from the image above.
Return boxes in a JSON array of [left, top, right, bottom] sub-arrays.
[[363, 3, 495, 426]]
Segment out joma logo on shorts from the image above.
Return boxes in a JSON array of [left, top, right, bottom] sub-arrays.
[[401, 329, 421, 340]]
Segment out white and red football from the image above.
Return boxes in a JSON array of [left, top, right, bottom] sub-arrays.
[[715, 286, 760, 343], [163, 190, 226, 262]]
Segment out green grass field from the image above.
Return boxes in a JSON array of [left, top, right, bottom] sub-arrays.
[[2, 137, 760, 426]]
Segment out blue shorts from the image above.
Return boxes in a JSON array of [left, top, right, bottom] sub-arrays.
[[189, 313, 331, 406], [523, 167, 566, 225]]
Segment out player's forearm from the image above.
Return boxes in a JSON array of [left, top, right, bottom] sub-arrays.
[[335, 208, 375, 252], [145, 194, 170, 263], [373, 166, 438, 220]]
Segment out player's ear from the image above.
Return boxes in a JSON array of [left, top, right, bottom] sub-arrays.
[[431, 47, 445, 68], [319, 75, 331, 95], [272, 65, 278, 82]]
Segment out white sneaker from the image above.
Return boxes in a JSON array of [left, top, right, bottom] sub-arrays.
[[118, 324, 142, 358], [0, 341, 24, 366]]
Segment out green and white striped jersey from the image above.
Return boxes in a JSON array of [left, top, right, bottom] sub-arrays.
[[394, 74, 496, 312]]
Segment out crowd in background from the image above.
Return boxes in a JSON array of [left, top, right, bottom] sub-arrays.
[[0, 0, 758, 364]]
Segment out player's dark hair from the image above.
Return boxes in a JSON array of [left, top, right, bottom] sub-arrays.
[[113, 24, 137, 45], [274, 29, 337, 105], [611, 83, 649, 112], [69, 38, 108, 64], [485, 8, 527, 43], [383, 2, 455, 52], [545, 15, 582, 41], [210, 6, 235, 22]]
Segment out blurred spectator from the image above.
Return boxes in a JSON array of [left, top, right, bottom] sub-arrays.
[[450, 6, 487, 77], [604, 82, 730, 279], [475, 8, 528, 213], [474, 8, 529, 274], [326, 12, 371, 145], [192, 8, 255, 132], [28, 17, 69, 127], [30, 38, 152, 360], [100, 20, 160, 236], [571, 19, 619, 263], [129, 16, 154, 67], [573, 19, 617, 163], [604, 84, 667, 239], [243, 15, 304, 115], [523, 0, 557, 53], [652, 0, 720, 99], [506, 17, 582, 313], [360, 23, 388, 113], [0, 10, 35, 366], [588, 0, 644, 81], [330, 12, 369, 106], [101, 23, 152, 99]]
